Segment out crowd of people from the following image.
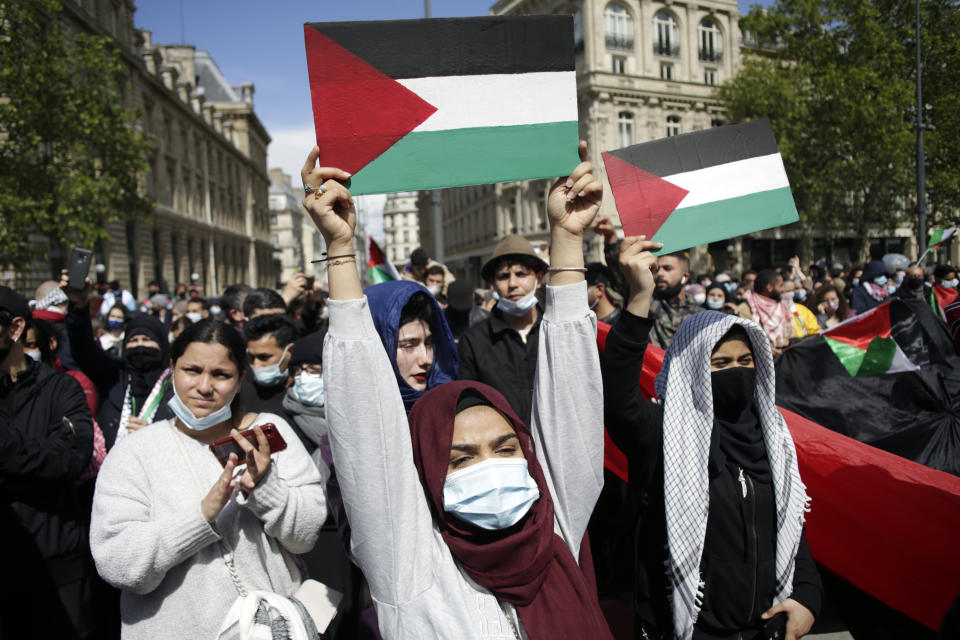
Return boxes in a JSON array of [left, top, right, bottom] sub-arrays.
[[2, 141, 955, 640]]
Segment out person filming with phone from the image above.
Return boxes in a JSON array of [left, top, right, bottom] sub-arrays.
[[89, 319, 327, 639]]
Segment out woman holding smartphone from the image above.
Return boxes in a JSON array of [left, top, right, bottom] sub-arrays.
[[302, 143, 613, 639], [90, 319, 326, 639]]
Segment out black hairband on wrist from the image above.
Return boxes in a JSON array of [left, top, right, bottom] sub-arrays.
[[311, 253, 356, 264]]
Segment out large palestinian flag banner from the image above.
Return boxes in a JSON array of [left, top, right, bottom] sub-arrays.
[[602, 119, 798, 253], [776, 298, 960, 476], [304, 17, 580, 195]]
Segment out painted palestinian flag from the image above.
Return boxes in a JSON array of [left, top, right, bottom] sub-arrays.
[[821, 301, 919, 376], [930, 283, 959, 321], [602, 119, 798, 253], [928, 227, 956, 250], [366, 237, 400, 284], [304, 17, 580, 195]]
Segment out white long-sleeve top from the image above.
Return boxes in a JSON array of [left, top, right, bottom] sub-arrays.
[[90, 413, 326, 640], [323, 281, 604, 639]]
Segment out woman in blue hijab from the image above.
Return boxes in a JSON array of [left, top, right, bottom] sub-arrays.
[[365, 280, 459, 411]]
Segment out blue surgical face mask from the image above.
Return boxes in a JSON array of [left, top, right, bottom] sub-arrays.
[[185, 312, 203, 323], [794, 289, 807, 301], [442, 457, 540, 530], [723, 282, 739, 294], [853, 278, 860, 286], [706, 297, 725, 310], [107, 319, 124, 331], [492, 290, 538, 317], [293, 372, 325, 407], [873, 275, 888, 286], [941, 279, 959, 289], [25, 350, 42, 362], [252, 344, 291, 387], [887, 283, 898, 295], [167, 381, 236, 431]]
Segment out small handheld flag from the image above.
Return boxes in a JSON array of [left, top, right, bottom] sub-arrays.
[[304, 17, 581, 195], [366, 237, 400, 284], [602, 119, 798, 253]]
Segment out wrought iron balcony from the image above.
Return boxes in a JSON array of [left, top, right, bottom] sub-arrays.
[[605, 34, 634, 50], [699, 49, 723, 62], [653, 43, 680, 57]]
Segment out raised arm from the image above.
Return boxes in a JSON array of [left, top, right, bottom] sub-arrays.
[[601, 237, 665, 489], [60, 271, 122, 391], [528, 142, 604, 555], [301, 148, 437, 606]]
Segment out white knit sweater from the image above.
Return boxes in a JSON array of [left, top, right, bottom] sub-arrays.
[[90, 413, 327, 639]]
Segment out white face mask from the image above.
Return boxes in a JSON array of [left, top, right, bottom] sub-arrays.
[[941, 279, 959, 289], [427, 284, 442, 297], [693, 293, 706, 305], [442, 458, 540, 530], [293, 372, 325, 407], [167, 380, 236, 431], [493, 290, 538, 317], [25, 350, 42, 362], [186, 312, 204, 323], [252, 344, 291, 387]]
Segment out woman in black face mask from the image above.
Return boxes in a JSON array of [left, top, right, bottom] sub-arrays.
[[601, 237, 822, 640], [60, 271, 176, 448]]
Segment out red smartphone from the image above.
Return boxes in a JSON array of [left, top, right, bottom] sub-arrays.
[[208, 423, 287, 467]]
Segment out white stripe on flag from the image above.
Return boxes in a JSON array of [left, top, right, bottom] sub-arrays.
[[399, 71, 577, 133], [667, 153, 791, 209]]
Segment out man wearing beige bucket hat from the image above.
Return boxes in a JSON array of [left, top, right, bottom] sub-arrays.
[[457, 234, 549, 424]]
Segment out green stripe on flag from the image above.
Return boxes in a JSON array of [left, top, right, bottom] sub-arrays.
[[930, 229, 946, 246], [824, 335, 896, 376], [347, 121, 580, 194], [857, 337, 897, 376], [651, 187, 798, 255], [366, 266, 395, 284]]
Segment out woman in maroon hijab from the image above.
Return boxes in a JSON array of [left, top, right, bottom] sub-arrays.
[[300, 142, 613, 639]]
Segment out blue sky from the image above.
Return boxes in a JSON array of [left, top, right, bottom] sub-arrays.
[[134, 0, 768, 237]]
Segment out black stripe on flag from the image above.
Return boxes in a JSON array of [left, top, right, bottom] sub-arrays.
[[605, 119, 780, 178], [305, 15, 574, 80]]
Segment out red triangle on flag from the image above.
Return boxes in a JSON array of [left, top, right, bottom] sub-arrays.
[[823, 301, 892, 351], [304, 26, 438, 175], [602, 152, 690, 239]]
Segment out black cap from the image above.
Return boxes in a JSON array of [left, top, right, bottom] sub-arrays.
[[289, 328, 326, 368], [585, 262, 612, 287], [0, 286, 30, 319]]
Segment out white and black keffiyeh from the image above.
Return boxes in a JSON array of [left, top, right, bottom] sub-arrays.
[[654, 311, 808, 640]]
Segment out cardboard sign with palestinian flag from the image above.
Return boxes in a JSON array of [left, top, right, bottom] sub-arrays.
[[303, 17, 580, 195], [602, 119, 798, 253]]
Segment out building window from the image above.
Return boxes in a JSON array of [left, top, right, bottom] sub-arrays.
[[660, 63, 674, 80], [271, 233, 279, 246], [704, 68, 718, 85], [666, 115, 681, 137], [269, 214, 277, 226], [604, 3, 634, 50], [698, 19, 723, 63], [612, 55, 626, 74], [618, 111, 634, 148], [711, 118, 725, 127], [653, 11, 680, 57]]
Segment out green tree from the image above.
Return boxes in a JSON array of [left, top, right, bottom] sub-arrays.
[[0, 0, 152, 270], [719, 0, 960, 249]]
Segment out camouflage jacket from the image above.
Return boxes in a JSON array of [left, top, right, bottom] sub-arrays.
[[648, 295, 702, 349]]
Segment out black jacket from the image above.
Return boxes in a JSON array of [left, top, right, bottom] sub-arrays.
[[66, 303, 173, 446], [601, 311, 822, 639], [0, 360, 95, 636], [457, 306, 543, 425]]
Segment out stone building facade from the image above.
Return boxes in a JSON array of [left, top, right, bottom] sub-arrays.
[[382, 192, 422, 268], [417, 0, 740, 283], [27, 0, 275, 299]]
